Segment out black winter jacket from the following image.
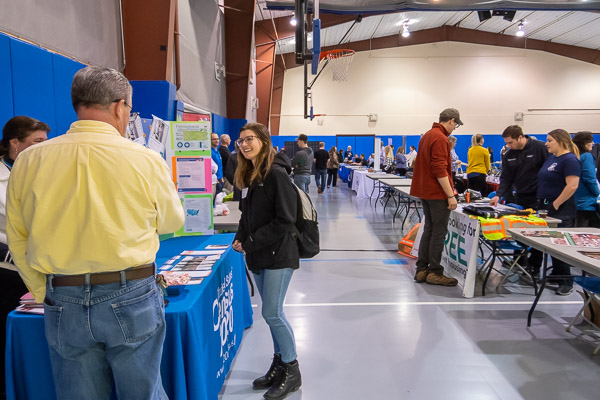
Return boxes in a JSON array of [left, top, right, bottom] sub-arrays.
[[497, 137, 549, 200], [234, 153, 299, 271]]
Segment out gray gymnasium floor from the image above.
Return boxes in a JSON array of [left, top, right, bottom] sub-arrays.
[[220, 181, 599, 400]]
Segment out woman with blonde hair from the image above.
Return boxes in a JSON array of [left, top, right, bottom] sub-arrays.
[[232, 123, 301, 398], [537, 129, 581, 295], [466, 134, 490, 195], [382, 145, 394, 173]]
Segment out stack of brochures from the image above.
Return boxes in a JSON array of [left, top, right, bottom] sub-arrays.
[[15, 292, 44, 315], [158, 245, 229, 286]]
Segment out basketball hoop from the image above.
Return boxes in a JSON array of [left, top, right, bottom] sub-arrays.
[[320, 49, 355, 82]]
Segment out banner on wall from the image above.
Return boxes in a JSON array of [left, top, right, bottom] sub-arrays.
[[411, 209, 480, 298]]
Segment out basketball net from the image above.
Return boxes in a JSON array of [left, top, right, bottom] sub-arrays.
[[322, 49, 355, 82]]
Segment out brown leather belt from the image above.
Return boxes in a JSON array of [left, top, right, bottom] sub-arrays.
[[51, 264, 155, 287]]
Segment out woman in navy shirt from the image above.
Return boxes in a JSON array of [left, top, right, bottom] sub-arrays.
[[537, 129, 581, 295]]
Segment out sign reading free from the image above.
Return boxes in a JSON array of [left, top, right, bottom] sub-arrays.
[[442, 211, 480, 298], [411, 209, 480, 298]]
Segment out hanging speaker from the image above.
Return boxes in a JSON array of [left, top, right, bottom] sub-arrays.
[[492, 10, 516, 22], [477, 11, 491, 22]]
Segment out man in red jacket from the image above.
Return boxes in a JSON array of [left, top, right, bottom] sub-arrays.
[[410, 108, 463, 286]]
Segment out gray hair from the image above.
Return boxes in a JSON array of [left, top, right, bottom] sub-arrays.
[[71, 66, 132, 111], [448, 135, 457, 143]]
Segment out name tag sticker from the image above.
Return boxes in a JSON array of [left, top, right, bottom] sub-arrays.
[[242, 188, 248, 198]]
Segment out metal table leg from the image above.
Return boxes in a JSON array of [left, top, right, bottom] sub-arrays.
[[528, 252, 548, 327]]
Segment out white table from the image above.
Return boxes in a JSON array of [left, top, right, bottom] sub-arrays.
[[213, 201, 241, 232], [508, 227, 600, 326], [352, 170, 375, 199]]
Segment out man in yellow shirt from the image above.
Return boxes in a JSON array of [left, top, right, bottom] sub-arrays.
[[6, 66, 184, 400]]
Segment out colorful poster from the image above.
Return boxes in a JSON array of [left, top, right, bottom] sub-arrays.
[[172, 156, 212, 193], [171, 120, 211, 152], [126, 113, 146, 146], [148, 115, 170, 158], [177, 194, 214, 236]]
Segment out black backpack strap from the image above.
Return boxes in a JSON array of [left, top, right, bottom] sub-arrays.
[[242, 254, 255, 297]]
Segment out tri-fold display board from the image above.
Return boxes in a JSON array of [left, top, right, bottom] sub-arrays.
[[128, 113, 215, 236]]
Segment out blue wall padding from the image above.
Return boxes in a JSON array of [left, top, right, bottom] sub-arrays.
[[335, 136, 355, 155], [52, 54, 85, 138], [10, 38, 56, 133], [212, 114, 247, 145], [131, 81, 177, 121], [355, 135, 375, 157], [0, 35, 14, 130]]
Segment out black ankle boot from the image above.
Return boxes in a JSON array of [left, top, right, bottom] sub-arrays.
[[263, 360, 301, 400], [253, 354, 282, 390]]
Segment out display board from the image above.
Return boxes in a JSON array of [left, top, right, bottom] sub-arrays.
[[168, 119, 214, 236]]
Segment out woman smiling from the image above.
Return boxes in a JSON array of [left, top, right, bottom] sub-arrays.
[[232, 123, 301, 400]]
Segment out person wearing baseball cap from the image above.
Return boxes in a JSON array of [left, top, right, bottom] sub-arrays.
[[410, 108, 464, 287]]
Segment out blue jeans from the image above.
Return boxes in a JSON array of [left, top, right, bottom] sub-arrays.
[[253, 268, 297, 363], [314, 169, 326, 191], [44, 274, 168, 400], [293, 174, 311, 193]]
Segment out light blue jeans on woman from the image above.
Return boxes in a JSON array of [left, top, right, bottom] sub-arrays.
[[44, 274, 168, 400], [253, 268, 297, 363]]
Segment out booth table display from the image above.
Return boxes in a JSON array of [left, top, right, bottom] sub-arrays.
[[508, 227, 600, 327], [5, 233, 253, 400], [411, 205, 560, 298], [338, 164, 351, 182]]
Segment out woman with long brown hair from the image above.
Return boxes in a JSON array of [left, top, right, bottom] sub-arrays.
[[232, 123, 301, 399], [537, 129, 581, 295], [326, 145, 339, 188]]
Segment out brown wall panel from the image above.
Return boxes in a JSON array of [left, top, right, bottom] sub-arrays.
[[256, 43, 276, 127], [122, 0, 176, 80], [224, 0, 255, 119]]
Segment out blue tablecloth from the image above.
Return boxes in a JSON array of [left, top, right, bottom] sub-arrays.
[[5, 233, 253, 400], [339, 164, 350, 182]]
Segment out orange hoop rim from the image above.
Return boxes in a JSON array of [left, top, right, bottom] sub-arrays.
[[319, 49, 355, 62]]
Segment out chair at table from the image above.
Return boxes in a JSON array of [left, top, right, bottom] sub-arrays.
[[479, 237, 536, 296], [566, 276, 600, 355], [478, 202, 538, 296]]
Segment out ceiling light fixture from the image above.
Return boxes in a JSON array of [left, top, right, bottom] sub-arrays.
[[290, 14, 297, 26], [401, 20, 410, 38], [516, 20, 525, 37]]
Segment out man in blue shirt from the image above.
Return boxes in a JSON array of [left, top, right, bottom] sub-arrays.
[[211, 133, 224, 195]]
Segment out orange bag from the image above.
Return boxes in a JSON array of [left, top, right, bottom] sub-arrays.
[[397, 223, 420, 259]]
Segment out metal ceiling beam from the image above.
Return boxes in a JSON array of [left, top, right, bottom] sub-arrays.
[[255, 12, 363, 45], [278, 25, 600, 67]]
